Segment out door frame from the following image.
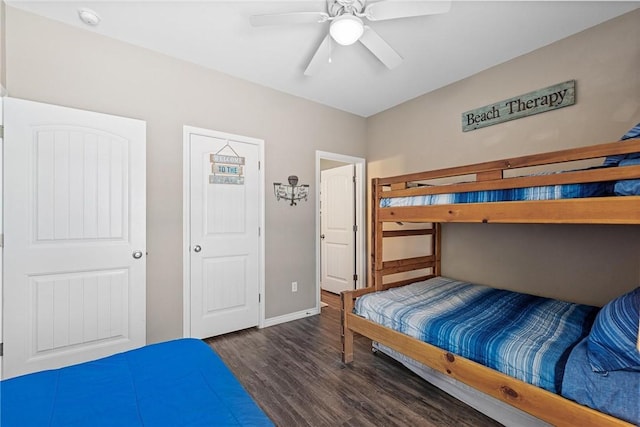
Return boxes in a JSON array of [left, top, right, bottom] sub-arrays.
[[1, 93, 5, 378], [315, 151, 366, 309], [182, 126, 265, 337]]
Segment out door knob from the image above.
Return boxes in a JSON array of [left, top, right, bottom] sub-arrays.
[[193, 245, 202, 253], [320, 234, 325, 239], [132, 250, 143, 259]]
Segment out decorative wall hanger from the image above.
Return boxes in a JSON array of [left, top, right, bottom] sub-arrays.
[[274, 175, 309, 206], [209, 141, 245, 185]]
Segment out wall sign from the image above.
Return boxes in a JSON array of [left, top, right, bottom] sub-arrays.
[[462, 80, 575, 132], [209, 144, 245, 185]]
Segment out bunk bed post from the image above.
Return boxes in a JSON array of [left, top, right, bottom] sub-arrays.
[[434, 223, 441, 276], [371, 178, 384, 291], [340, 291, 354, 363]]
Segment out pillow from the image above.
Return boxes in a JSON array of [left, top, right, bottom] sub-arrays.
[[614, 157, 640, 195], [587, 287, 640, 372], [603, 122, 640, 167]]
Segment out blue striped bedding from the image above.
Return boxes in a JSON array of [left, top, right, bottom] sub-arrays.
[[562, 337, 640, 425], [354, 276, 598, 393], [380, 182, 611, 208]]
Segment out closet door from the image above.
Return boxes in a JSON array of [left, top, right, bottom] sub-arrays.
[[3, 98, 146, 379], [187, 130, 263, 338]]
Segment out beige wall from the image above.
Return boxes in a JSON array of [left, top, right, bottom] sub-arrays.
[[4, 7, 367, 343], [367, 9, 640, 306], [1, 1, 5, 88]]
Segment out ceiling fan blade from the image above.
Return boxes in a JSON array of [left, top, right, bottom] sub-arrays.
[[359, 26, 402, 69], [364, 1, 451, 21], [304, 35, 333, 76], [250, 12, 329, 27]]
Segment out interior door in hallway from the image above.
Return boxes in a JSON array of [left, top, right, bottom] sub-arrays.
[[3, 98, 146, 378], [321, 164, 355, 294]]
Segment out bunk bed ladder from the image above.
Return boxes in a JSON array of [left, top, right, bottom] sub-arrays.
[[371, 178, 441, 291]]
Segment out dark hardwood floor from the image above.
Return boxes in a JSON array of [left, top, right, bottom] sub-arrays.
[[207, 298, 502, 427]]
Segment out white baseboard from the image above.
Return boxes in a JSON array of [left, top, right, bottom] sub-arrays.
[[262, 307, 320, 328]]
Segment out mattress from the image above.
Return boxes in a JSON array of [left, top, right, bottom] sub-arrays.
[[354, 276, 598, 393], [380, 181, 611, 208], [0, 338, 274, 427]]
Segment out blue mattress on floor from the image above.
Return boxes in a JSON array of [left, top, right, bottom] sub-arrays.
[[0, 338, 274, 427]]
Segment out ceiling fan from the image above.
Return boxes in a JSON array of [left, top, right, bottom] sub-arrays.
[[250, 0, 452, 76]]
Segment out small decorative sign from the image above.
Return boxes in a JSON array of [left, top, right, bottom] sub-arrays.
[[210, 175, 244, 185], [462, 80, 576, 132], [209, 141, 245, 185], [212, 163, 243, 176], [210, 154, 245, 165]]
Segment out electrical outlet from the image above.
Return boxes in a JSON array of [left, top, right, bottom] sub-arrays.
[[291, 281, 298, 292]]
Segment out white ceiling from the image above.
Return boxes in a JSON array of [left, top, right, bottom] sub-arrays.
[[7, 1, 640, 117]]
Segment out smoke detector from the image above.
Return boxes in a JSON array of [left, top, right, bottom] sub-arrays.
[[78, 8, 101, 26]]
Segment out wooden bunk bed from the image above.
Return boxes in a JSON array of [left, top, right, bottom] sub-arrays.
[[341, 137, 640, 427]]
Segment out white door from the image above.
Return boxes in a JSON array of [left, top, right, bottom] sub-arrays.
[[321, 164, 355, 294], [188, 131, 262, 338], [3, 98, 146, 379]]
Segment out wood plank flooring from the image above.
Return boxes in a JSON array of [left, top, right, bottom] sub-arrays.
[[207, 301, 502, 427], [321, 289, 341, 309]]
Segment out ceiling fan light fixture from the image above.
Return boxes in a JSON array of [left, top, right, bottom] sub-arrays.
[[330, 15, 364, 46]]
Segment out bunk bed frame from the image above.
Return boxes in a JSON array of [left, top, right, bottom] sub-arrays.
[[341, 138, 640, 427]]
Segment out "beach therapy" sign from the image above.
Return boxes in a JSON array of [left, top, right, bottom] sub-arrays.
[[462, 80, 575, 132]]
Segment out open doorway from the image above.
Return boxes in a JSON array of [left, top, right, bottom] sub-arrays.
[[315, 151, 366, 310]]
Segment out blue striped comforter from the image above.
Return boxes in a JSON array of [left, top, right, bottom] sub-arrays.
[[354, 277, 598, 392], [380, 182, 611, 208]]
